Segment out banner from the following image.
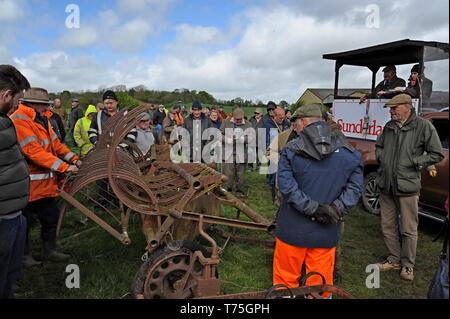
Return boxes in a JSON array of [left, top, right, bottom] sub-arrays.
[[333, 99, 419, 141]]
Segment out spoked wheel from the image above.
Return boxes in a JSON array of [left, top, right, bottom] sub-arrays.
[[131, 240, 215, 299]]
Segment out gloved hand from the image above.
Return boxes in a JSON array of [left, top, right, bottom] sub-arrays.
[[66, 165, 79, 173], [312, 205, 342, 225]]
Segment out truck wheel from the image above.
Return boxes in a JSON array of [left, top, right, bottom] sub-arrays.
[[362, 172, 381, 215]]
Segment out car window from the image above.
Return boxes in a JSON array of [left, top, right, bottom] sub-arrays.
[[432, 119, 449, 149]]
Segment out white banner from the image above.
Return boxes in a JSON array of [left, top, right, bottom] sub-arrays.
[[332, 99, 419, 141]]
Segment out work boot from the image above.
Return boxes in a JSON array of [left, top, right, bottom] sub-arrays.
[[43, 240, 71, 262], [23, 254, 42, 267], [400, 267, 414, 281], [375, 259, 401, 271]]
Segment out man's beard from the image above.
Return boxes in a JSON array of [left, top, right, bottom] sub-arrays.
[[0, 99, 14, 114]]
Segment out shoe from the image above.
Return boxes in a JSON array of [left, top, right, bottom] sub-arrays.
[[375, 259, 401, 271], [43, 249, 71, 262], [400, 267, 414, 281], [23, 254, 42, 267]]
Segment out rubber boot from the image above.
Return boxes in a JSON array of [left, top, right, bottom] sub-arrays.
[[43, 239, 70, 262]]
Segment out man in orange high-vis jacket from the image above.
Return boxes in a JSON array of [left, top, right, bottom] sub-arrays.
[[11, 88, 81, 264]]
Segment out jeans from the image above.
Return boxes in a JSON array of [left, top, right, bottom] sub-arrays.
[[0, 214, 27, 299]]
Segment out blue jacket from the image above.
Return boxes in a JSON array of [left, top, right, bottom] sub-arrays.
[[276, 121, 363, 248], [263, 115, 290, 148]]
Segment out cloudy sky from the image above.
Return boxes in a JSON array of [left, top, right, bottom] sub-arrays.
[[1, 0, 448, 103]]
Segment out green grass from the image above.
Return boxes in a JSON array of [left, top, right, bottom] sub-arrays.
[[17, 172, 443, 299]]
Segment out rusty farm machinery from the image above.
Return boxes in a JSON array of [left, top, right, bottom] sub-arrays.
[[56, 105, 353, 299]]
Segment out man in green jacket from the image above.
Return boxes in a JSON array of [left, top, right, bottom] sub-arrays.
[[374, 94, 444, 281]]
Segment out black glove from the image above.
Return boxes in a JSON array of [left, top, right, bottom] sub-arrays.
[[313, 205, 342, 225]]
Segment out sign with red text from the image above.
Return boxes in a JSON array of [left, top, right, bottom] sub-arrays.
[[332, 99, 419, 141]]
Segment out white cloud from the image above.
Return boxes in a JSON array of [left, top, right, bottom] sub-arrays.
[[11, 1, 450, 104], [174, 24, 226, 46], [57, 1, 170, 52], [110, 18, 153, 51], [59, 25, 99, 48], [0, 0, 24, 21]]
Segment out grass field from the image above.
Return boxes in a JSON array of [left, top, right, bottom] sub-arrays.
[[17, 169, 444, 299]]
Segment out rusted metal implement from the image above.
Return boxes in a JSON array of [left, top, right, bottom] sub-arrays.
[[57, 105, 352, 299]]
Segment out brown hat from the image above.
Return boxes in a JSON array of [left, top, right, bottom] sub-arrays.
[[20, 88, 53, 105], [291, 104, 323, 120], [233, 108, 245, 120], [384, 94, 412, 108], [382, 65, 396, 72], [72, 98, 79, 102]]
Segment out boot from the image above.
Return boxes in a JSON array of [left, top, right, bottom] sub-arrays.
[[43, 239, 71, 262], [23, 254, 42, 267]]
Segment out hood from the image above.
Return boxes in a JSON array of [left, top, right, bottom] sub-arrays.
[[286, 121, 353, 161], [84, 105, 97, 119]]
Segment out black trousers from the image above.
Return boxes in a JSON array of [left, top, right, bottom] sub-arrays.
[[23, 197, 60, 254]]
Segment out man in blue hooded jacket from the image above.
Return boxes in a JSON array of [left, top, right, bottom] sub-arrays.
[[274, 104, 363, 297]]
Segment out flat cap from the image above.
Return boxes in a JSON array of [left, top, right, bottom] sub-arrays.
[[233, 108, 245, 120], [384, 94, 412, 108], [382, 65, 396, 72], [139, 112, 151, 121], [291, 103, 323, 121]]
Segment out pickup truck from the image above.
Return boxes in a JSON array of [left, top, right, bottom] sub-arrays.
[[323, 39, 449, 221]]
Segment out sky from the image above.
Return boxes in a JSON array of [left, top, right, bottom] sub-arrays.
[[1, 0, 449, 103]]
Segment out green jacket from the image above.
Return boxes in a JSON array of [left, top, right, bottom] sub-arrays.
[[375, 110, 444, 196]]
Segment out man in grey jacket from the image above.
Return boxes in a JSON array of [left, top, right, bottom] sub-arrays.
[[374, 94, 444, 281], [0, 65, 31, 299]]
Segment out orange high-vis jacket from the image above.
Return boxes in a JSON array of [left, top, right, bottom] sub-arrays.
[[11, 104, 79, 202]]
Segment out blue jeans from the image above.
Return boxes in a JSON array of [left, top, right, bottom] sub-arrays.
[[0, 214, 26, 299]]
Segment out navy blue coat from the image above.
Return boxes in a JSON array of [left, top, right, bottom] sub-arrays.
[[276, 121, 363, 248]]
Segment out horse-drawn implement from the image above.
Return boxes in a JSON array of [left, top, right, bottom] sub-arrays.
[[56, 105, 352, 299]]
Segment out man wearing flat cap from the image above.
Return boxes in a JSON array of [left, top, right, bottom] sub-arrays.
[[129, 112, 157, 162], [361, 65, 406, 102], [374, 94, 443, 281], [274, 104, 363, 297], [220, 107, 254, 198]]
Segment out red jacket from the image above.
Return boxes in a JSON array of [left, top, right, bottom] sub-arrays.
[[11, 104, 78, 202]]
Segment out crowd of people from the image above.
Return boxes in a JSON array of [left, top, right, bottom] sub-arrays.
[[0, 63, 446, 299]]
